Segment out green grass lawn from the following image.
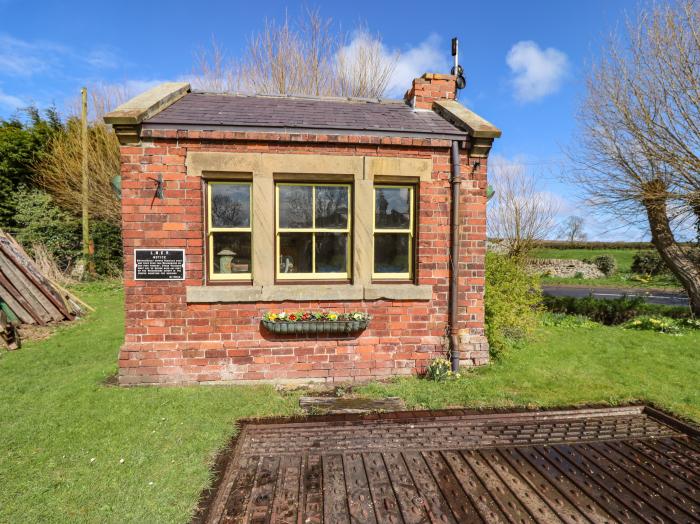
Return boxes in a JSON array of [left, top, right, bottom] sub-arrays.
[[1, 281, 698, 523], [531, 247, 681, 289], [358, 326, 700, 421], [0, 282, 301, 523]]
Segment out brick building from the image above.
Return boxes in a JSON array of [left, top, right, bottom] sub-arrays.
[[105, 73, 500, 385]]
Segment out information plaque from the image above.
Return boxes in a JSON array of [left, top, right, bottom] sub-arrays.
[[134, 249, 185, 280]]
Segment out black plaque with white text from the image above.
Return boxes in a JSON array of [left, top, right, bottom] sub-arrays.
[[134, 249, 185, 280]]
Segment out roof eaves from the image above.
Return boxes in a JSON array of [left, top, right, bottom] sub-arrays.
[[141, 122, 467, 141]]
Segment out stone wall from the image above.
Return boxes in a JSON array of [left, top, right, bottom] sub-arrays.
[[527, 258, 604, 279]]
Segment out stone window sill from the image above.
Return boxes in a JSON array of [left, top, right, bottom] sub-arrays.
[[186, 284, 432, 303]]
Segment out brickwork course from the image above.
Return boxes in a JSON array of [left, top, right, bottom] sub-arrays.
[[106, 73, 502, 385]]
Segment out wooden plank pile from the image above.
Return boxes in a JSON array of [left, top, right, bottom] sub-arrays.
[[0, 230, 86, 349]]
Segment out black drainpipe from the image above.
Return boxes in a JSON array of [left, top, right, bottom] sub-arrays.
[[449, 140, 461, 372]]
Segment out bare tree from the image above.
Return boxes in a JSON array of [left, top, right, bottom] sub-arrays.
[[34, 119, 121, 225], [559, 216, 587, 244], [66, 82, 135, 122], [488, 160, 560, 257], [192, 10, 398, 98], [569, 1, 700, 314], [35, 84, 130, 227], [335, 27, 398, 98], [192, 38, 236, 93]]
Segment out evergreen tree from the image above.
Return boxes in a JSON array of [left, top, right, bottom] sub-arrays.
[[0, 107, 63, 228]]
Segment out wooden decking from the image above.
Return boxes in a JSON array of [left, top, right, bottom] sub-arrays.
[[197, 405, 700, 523]]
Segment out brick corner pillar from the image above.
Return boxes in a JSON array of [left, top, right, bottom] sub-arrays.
[[455, 154, 490, 367]]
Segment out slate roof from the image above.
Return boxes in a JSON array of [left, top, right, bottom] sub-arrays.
[[143, 92, 466, 138]]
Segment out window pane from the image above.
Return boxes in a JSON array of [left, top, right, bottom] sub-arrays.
[[315, 233, 347, 273], [374, 233, 410, 274], [375, 187, 411, 229], [279, 185, 312, 228], [212, 232, 251, 275], [315, 186, 348, 229], [279, 233, 312, 274], [211, 184, 250, 228]]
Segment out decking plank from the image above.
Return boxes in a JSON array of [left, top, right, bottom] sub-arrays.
[[323, 454, 351, 524], [362, 453, 404, 524], [343, 452, 378, 524], [221, 454, 260, 523], [401, 451, 458, 524]]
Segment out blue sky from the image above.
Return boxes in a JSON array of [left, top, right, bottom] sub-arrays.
[[0, 0, 649, 239]]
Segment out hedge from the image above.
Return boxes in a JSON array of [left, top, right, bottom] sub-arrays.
[[542, 295, 692, 325], [534, 240, 658, 250], [490, 239, 696, 250]]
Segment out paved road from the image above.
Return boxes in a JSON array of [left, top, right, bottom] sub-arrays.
[[542, 285, 690, 306]]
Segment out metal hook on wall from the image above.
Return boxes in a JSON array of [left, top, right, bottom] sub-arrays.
[[149, 174, 164, 206]]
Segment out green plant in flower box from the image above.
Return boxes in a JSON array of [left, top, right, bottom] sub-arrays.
[[262, 311, 368, 322], [261, 310, 370, 334]]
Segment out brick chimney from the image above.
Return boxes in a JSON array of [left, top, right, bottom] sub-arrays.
[[404, 73, 457, 110]]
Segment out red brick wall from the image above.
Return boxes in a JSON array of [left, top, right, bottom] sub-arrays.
[[119, 130, 488, 385], [404, 73, 457, 110]]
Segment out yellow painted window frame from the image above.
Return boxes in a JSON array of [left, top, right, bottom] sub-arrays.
[[372, 185, 415, 280], [207, 181, 253, 281], [275, 182, 352, 281]]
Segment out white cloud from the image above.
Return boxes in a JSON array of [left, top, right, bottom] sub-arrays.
[[0, 34, 58, 76], [0, 87, 23, 110], [387, 34, 450, 97], [506, 41, 568, 102], [122, 79, 164, 93], [0, 33, 120, 77], [84, 47, 120, 69], [337, 32, 450, 98]]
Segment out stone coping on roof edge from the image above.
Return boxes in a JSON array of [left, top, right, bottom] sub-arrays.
[[103, 82, 190, 125]]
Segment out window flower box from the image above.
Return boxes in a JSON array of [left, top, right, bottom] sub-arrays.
[[261, 311, 369, 335]]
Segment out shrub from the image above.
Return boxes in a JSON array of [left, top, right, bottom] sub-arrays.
[[593, 255, 617, 276], [485, 253, 541, 356], [540, 312, 599, 328], [424, 358, 459, 382], [91, 220, 123, 277], [13, 186, 81, 271], [12, 186, 123, 277], [623, 316, 700, 334], [631, 251, 668, 276], [543, 294, 693, 324]]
